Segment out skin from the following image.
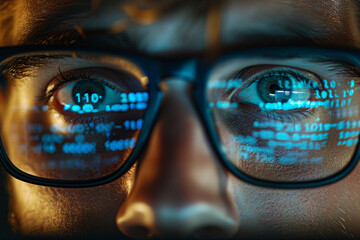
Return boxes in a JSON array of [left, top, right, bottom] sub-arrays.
[[1, 0, 360, 239]]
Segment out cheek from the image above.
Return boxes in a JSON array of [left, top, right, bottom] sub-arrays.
[[9, 166, 136, 236], [228, 162, 360, 237]]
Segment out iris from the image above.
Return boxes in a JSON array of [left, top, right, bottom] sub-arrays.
[[256, 75, 292, 103]]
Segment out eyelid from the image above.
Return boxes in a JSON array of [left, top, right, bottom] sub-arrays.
[[224, 65, 322, 101], [49, 67, 129, 95], [310, 58, 360, 79]]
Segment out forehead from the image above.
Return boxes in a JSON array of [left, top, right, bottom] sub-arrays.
[[11, 0, 360, 53]]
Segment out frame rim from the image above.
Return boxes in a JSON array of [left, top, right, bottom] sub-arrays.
[[0, 45, 359, 188]]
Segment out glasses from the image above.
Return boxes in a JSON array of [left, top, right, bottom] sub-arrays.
[[0, 46, 359, 188]]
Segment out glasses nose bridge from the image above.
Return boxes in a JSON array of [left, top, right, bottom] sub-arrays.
[[159, 58, 199, 82]]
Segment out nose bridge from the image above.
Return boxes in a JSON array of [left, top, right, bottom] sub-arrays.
[[160, 58, 199, 82], [138, 79, 225, 203], [116, 78, 239, 238], [124, 79, 227, 204]]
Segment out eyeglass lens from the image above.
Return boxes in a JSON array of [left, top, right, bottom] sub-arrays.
[[0, 52, 149, 180], [207, 55, 360, 182]]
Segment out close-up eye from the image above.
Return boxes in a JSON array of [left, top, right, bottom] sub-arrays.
[[228, 65, 321, 112], [46, 67, 148, 120], [53, 74, 123, 114]]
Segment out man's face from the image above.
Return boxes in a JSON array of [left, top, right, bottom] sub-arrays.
[[2, 0, 360, 239]]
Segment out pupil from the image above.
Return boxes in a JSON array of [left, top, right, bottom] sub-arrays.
[[72, 80, 105, 107], [269, 84, 280, 94]]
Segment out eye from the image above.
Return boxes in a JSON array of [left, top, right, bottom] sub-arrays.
[[230, 66, 321, 110], [54, 79, 123, 114], [47, 67, 148, 117]]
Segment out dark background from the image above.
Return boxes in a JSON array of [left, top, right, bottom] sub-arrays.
[[0, 166, 11, 239]]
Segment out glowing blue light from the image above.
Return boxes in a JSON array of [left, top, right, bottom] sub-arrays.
[[63, 104, 72, 111], [279, 157, 297, 165], [310, 157, 323, 163], [216, 101, 230, 109], [275, 132, 290, 141], [83, 104, 93, 113], [259, 130, 274, 139], [62, 142, 96, 154], [71, 105, 81, 112], [104, 138, 136, 151], [235, 135, 257, 145], [136, 102, 147, 110]]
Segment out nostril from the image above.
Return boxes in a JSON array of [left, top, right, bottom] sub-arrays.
[[193, 226, 225, 239], [154, 204, 238, 238], [126, 225, 151, 239]]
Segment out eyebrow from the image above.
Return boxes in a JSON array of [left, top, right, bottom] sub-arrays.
[[23, 30, 138, 54], [17, 0, 360, 55], [3, 55, 360, 83]]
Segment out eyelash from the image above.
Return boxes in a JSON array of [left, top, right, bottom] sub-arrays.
[[246, 68, 321, 90]]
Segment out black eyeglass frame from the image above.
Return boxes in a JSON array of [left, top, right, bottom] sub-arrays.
[[0, 45, 360, 189]]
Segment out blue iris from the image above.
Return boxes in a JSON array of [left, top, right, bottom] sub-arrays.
[[256, 75, 292, 103]]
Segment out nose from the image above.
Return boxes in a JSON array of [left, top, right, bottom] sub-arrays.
[[116, 79, 239, 239]]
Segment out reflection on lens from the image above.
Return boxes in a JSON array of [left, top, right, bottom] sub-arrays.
[[207, 60, 360, 182], [0, 52, 149, 181]]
